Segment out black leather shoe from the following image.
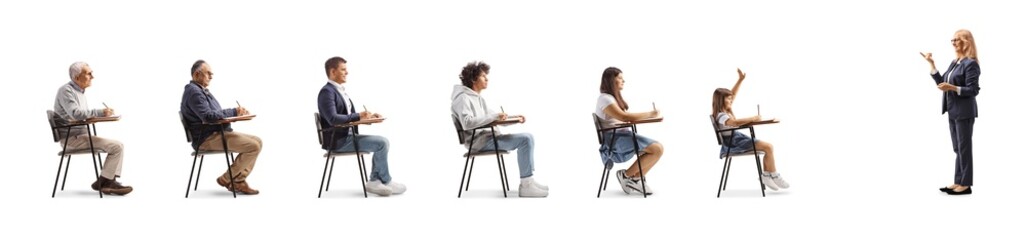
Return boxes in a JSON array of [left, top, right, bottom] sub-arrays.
[[947, 187, 972, 195], [939, 187, 953, 193]]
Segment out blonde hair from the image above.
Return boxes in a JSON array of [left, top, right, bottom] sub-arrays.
[[955, 29, 978, 61]]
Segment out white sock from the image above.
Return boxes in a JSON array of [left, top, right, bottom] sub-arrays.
[[521, 176, 533, 184]]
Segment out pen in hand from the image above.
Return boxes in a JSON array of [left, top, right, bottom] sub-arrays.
[[236, 100, 248, 116], [102, 102, 113, 117]]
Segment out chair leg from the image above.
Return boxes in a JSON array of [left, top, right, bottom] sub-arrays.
[[97, 153, 104, 169], [318, 155, 331, 198], [597, 164, 611, 198], [717, 156, 730, 198], [90, 150, 102, 198], [638, 158, 648, 198], [495, 155, 506, 198], [723, 157, 733, 190], [52, 155, 67, 198], [754, 154, 766, 197], [458, 155, 472, 198], [357, 156, 368, 198], [603, 163, 612, 191], [195, 155, 204, 191], [500, 155, 510, 191], [61, 155, 72, 191], [465, 157, 475, 191], [186, 154, 199, 198], [326, 156, 337, 191]]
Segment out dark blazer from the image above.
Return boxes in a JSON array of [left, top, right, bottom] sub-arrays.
[[931, 58, 980, 120], [317, 82, 361, 150], [180, 81, 237, 150]]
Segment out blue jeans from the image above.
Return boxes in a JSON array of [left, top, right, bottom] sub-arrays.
[[478, 133, 535, 178], [332, 134, 392, 184]]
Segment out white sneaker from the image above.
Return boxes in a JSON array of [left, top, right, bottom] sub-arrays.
[[760, 173, 780, 191], [365, 180, 393, 196], [615, 170, 632, 194], [769, 172, 789, 189], [533, 180, 549, 191], [518, 178, 548, 198], [625, 176, 653, 195], [385, 181, 407, 195]]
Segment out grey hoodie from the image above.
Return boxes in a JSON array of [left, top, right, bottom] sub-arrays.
[[451, 84, 502, 150]]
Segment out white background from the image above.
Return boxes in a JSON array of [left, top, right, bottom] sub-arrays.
[[2, 0, 1023, 238]]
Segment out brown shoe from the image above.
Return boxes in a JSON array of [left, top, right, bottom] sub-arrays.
[[98, 178, 133, 195], [216, 177, 259, 195], [232, 181, 260, 195]]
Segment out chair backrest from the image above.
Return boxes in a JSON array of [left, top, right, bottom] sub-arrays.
[[592, 113, 604, 144], [314, 112, 325, 145], [46, 110, 60, 142], [179, 111, 193, 143], [709, 114, 724, 146], [451, 114, 467, 144]]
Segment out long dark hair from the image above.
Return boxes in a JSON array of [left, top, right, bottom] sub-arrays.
[[711, 88, 733, 116], [600, 67, 628, 110]]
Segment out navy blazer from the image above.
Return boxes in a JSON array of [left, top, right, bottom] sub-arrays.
[[180, 81, 237, 150], [317, 82, 361, 150], [931, 58, 981, 120]]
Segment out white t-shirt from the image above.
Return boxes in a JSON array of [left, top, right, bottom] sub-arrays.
[[716, 111, 741, 138], [595, 93, 625, 129]]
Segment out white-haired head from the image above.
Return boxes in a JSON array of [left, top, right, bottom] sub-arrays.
[[69, 61, 90, 80]]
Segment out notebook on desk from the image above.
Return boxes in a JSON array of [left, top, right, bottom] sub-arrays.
[[224, 115, 256, 121]]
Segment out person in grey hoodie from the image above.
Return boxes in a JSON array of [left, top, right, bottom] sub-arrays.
[[450, 61, 548, 197]]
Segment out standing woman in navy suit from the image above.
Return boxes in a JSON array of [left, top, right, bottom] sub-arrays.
[[920, 29, 981, 195]]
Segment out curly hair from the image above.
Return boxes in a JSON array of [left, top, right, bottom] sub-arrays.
[[459, 61, 490, 88]]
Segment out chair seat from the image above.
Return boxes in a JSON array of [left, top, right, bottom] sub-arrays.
[[464, 149, 509, 157], [58, 148, 107, 156], [324, 151, 369, 157], [192, 150, 237, 156], [720, 150, 766, 159]]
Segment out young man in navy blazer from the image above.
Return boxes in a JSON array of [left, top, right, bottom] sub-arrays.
[[317, 56, 406, 197]]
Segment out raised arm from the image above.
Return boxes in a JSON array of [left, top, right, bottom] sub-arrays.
[[922, 52, 945, 84], [731, 68, 746, 97]]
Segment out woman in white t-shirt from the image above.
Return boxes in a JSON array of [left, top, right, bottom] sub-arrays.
[[711, 68, 789, 191], [595, 67, 663, 195]]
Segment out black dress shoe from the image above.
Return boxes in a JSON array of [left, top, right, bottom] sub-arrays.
[[939, 187, 953, 193], [947, 187, 972, 195]]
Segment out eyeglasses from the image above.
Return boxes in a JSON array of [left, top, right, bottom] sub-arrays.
[[951, 38, 961, 43]]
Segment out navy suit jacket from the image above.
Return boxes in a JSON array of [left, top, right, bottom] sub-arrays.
[[317, 82, 361, 150], [180, 81, 237, 150], [931, 58, 980, 120]]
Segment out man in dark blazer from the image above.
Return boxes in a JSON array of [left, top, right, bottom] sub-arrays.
[[922, 30, 981, 195], [317, 56, 405, 197]]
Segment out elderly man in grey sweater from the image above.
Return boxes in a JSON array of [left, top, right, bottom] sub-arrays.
[[52, 62, 132, 195]]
